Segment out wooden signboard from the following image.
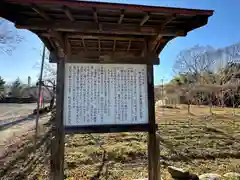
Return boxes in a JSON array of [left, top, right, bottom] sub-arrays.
[[63, 63, 150, 133]]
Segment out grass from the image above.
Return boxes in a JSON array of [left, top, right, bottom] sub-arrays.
[[1, 105, 240, 179], [63, 105, 240, 179]]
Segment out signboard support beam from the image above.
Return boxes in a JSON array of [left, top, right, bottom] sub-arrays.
[[147, 65, 158, 180], [52, 58, 65, 180]]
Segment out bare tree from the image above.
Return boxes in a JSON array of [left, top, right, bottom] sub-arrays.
[[173, 45, 216, 80], [163, 83, 179, 108], [33, 49, 57, 83], [10, 78, 26, 97], [33, 48, 56, 110], [42, 62, 57, 83], [173, 46, 217, 113], [167, 77, 194, 114], [0, 19, 23, 55], [222, 80, 240, 116]]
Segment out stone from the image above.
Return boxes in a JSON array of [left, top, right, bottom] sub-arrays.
[[223, 172, 240, 179], [167, 166, 190, 179], [133, 178, 163, 180], [189, 174, 199, 180], [199, 173, 221, 180]]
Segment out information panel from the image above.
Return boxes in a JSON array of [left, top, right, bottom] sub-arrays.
[[64, 63, 148, 126]]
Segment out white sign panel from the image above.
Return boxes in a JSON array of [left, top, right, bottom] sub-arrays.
[[64, 63, 148, 126]]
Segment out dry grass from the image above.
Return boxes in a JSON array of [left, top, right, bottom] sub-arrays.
[[63, 105, 240, 179], [1, 105, 240, 179]]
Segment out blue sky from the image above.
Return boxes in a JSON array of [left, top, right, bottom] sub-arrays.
[[0, 0, 239, 85]]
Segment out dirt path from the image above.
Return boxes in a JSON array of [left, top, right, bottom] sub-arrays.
[[0, 103, 36, 119], [0, 116, 52, 180], [0, 113, 51, 162]]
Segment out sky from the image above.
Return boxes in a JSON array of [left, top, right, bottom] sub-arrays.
[[0, 0, 240, 85]]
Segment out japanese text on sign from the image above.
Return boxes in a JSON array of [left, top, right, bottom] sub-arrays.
[[64, 63, 148, 126]]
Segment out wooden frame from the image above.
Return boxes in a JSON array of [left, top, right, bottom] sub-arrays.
[[56, 40, 158, 179], [64, 53, 160, 64], [52, 58, 65, 179], [1, 0, 213, 61], [147, 65, 157, 180], [63, 62, 151, 129], [65, 124, 158, 133], [1, 1, 213, 180]]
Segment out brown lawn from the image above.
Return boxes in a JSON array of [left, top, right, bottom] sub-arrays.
[[0, 105, 240, 180]]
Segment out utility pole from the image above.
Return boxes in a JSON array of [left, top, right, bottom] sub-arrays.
[[34, 44, 45, 150], [161, 78, 164, 98], [161, 78, 164, 113]]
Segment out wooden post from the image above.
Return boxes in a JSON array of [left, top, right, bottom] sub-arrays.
[[52, 57, 65, 180], [147, 65, 158, 180], [156, 133, 161, 180]]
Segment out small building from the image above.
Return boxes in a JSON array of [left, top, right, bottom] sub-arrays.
[[21, 86, 53, 102]]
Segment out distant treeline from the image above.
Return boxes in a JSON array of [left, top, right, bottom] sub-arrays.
[[180, 91, 240, 107]]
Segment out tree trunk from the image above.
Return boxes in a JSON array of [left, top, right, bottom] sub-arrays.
[[233, 96, 235, 116], [50, 84, 56, 111], [209, 95, 213, 115], [187, 100, 191, 114], [50, 97, 55, 110], [221, 90, 224, 108], [209, 103, 213, 115]]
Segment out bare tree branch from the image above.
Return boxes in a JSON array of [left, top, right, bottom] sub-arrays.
[[0, 19, 24, 55]]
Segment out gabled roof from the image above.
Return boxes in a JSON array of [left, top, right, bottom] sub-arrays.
[[1, 0, 213, 63]]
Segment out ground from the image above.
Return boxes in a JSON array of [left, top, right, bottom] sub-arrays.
[[0, 103, 35, 121], [0, 103, 50, 175], [0, 103, 36, 157], [0, 105, 240, 180]]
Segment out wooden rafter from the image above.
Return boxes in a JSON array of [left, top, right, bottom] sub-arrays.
[[63, 6, 75, 21], [149, 14, 178, 51], [66, 35, 145, 41], [31, 4, 66, 53], [118, 9, 124, 24], [32, 4, 50, 20], [66, 52, 159, 64], [156, 15, 177, 39], [81, 38, 87, 51], [98, 39, 101, 52], [72, 47, 140, 51], [92, 7, 102, 30], [4, 0, 213, 16], [16, 20, 184, 36], [127, 40, 131, 52], [67, 38, 72, 54], [38, 35, 53, 51], [154, 41, 161, 52], [49, 29, 65, 50], [113, 39, 116, 51], [141, 39, 148, 57], [92, 7, 98, 24], [48, 37, 57, 50], [2, 0, 213, 61], [140, 13, 150, 26]]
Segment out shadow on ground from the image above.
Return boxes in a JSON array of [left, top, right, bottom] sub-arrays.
[[0, 114, 49, 131], [0, 122, 52, 180]]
